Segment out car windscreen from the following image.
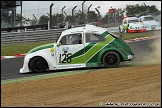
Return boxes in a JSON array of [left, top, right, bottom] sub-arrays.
[[56, 35, 61, 43], [128, 19, 139, 23], [144, 17, 154, 21]]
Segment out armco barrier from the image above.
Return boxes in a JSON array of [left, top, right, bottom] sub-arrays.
[[1, 28, 66, 45], [1, 26, 118, 45]]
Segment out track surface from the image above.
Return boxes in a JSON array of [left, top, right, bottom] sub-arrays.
[[1, 38, 159, 80], [1, 36, 161, 107], [1, 64, 161, 107]]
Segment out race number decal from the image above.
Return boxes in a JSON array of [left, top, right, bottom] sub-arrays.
[[59, 53, 72, 63]]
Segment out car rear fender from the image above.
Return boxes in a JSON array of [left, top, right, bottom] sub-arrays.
[[97, 47, 128, 63]]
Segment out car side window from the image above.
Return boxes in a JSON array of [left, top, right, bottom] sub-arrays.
[[139, 18, 142, 22], [143, 18, 145, 21], [60, 33, 82, 45], [86, 33, 105, 43]]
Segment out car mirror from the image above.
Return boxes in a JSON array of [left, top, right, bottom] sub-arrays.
[[57, 43, 61, 47]]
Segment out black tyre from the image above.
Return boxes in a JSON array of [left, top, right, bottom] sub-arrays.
[[29, 57, 48, 72], [126, 28, 128, 33], [102, 51, 120, 68], [126, 24, 129, 33]]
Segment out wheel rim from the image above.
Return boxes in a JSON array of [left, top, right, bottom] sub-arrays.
[[35, 58, 44, 70], [105, 53, 117, 66]]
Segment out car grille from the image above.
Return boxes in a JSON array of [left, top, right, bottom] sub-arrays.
[[151, 25, 155, 29], [135, 27, 140, 30]]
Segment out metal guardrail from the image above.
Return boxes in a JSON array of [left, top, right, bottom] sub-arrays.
[[1, 28, 66, 45], [1, 24, 85, 45], [1, 25, 118, 45]]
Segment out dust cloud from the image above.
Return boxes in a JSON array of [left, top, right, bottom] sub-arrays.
[[148, 37, 161, 64], [135, 37, 161, 65]]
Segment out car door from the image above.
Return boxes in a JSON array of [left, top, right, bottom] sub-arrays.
[[55, 32, 86, 69], [84, 32, 106, 67]]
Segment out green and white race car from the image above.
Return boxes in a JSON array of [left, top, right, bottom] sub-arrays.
[[20, 24, 135, 73]]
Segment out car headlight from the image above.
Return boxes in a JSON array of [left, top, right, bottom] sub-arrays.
[[129, 26, 133, 29]]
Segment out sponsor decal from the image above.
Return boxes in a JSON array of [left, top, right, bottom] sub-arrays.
[[51, 53, 54, 57], [57, 64, 85, 69], [50, 48, 54, 53], [62, 46, 69, 52], [50, 48, 55, 57]]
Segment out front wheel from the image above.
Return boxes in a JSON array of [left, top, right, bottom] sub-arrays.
[[102, 51, 120, 68], [29, 57, 48, 72], [126, 28, 128, 33]]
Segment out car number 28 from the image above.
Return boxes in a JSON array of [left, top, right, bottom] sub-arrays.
[[59, 53, 72, 63]]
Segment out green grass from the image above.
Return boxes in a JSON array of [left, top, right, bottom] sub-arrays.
[[1, 40, 55, 56], [114, 32, 153, 40], [1, 31, 160, 56]]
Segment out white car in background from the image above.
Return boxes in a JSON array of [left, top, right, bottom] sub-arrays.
[[119, 17, 146, 33], [139, 15, 161, 31]]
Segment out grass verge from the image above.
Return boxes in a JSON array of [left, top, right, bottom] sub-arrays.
[[1, 69, 97, 85], [115, 32, 158, 40], [1, 40, 55, 56]]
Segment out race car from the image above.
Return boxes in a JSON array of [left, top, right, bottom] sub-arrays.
[[138, 15, 161, 31], [119, 17, 146, 33], [20, 24, 135, 73]]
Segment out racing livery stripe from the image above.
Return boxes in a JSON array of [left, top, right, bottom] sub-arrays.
[[72, 43, 97, 60], [86, 38, 115, 65], [86, 50, 100, 65], [71, 43, 96, 59], [27, 43, 53, 54], [85, 35, 115, 63], [68, 34, 115, 64], [101, 31, 109, 37], [71, 31, 108, 59]]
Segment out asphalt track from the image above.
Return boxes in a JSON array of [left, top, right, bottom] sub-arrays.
[[1, 37, 160, 80]]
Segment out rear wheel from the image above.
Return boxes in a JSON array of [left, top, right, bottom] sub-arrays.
[[102, 51, 120, 68], [126, 28, 128, 33], [29, 57, 48, 72]]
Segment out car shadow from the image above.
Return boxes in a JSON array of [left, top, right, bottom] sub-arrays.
[[24, 67, 105, 74], [24, 63, 132, 75]]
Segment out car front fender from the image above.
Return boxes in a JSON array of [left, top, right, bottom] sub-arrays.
[[25, 49, 56, 71]]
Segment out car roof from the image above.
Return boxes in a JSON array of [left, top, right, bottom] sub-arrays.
[[61, 24, 107, 36], [139, 15, 154, 18], [124, 17, 138, 20]]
